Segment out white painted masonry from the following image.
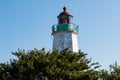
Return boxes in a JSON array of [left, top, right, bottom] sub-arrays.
[[52, 31, 78, 52]]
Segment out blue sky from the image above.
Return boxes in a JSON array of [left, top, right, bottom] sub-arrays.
[[0, 0, 120, 69]]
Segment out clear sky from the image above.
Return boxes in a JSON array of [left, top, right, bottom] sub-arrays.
[[0, 0, 120, 69]]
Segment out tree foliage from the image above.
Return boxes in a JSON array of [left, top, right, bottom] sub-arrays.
[[0, 48, 120, 80], [98, 62, 120, 80]]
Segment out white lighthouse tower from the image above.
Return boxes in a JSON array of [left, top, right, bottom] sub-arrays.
[[52, 7, 79, 52]]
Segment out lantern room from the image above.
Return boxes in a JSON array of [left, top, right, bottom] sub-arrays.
[[57, 7, 73, 24], [52, 7, 79, 34]]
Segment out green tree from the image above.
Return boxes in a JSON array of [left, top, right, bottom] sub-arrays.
[[98, 69, 110, 80], [0, 49, 100, 80], [97, 62, 120, 80], [109, 62, 120, 80]]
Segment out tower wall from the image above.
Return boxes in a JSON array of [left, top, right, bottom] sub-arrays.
[[72, 33, 79, 52], [52, 31, 78, 52]]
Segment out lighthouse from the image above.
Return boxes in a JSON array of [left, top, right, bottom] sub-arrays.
[[52, 7, 79, 52]]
